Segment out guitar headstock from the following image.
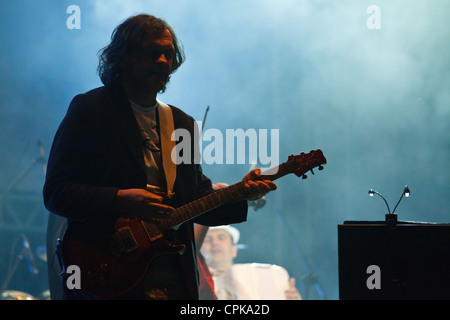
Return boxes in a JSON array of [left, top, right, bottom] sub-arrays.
[[287, 149, 327, 179]]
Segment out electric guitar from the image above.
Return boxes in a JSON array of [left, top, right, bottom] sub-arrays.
[[60, 149, 326, 298]]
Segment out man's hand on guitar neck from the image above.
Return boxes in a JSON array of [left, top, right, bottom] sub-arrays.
[[111, 169, 275, 223], [113, 188, 175, 223], [241, 169, 277, 201]]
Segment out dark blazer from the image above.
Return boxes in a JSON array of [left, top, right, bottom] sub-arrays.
[[43, 84, 248, 299]]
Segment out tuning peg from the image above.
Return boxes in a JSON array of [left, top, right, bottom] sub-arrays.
[[318, 165, 324, 171], [302, 174, 307, 179], [310, 169, 315, 175]]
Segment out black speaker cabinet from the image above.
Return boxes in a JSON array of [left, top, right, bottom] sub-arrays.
[[338, 221, 450, 300]]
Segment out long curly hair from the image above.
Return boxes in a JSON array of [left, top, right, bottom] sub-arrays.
[[97, 14, 185, 86]]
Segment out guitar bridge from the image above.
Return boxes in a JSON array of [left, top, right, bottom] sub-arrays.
[[109, 226, 139, 257], [142, 221, 163, 242]]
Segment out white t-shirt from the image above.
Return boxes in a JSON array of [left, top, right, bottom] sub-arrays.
[[212, 263, 295, 300], [129, 100, 166, 191]]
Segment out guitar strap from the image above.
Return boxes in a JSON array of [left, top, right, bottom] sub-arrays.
[[156, 99, 176, 197]]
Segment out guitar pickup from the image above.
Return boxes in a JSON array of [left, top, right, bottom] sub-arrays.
[[109, 226, 139, 257], [142, 221, 164, 242]]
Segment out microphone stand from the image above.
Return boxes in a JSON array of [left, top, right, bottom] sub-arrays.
[[201, 106, 210, 134], [269, 202, 328, 300]]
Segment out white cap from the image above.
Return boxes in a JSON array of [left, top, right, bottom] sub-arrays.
[[208, 225, 240, 245]]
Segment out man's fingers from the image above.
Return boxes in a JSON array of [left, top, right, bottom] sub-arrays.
[[243, 179, 277, 201], [142, 192, 164, 203], [250, 168, 261, 178], [289, 277, 296, 288], [143, 202, 175, 215], [115, 188, 176, 224], [243, 168, 261, 181], [245, 179, 277, 192], [131, 202, 175, 222], [213, 182, 229, 190]]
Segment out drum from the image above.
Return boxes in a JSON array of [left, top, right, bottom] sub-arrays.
[[38, 290, 51, 300]]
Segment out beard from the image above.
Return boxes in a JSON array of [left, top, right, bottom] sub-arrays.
[[156, 73, 171, 93], [146, 67, 171, 93]]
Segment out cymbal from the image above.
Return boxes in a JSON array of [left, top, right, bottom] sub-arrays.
[[0, 290, 36, 300]]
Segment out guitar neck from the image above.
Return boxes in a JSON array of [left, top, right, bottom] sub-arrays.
[[160, 163, 290, 231]]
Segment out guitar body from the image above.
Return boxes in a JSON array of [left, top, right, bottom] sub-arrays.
[[61, 218, 184, 299]]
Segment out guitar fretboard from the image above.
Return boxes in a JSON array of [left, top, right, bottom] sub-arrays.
[[158, 163, 292, 231]]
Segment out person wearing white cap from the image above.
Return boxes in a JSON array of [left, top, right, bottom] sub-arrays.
[[198, 224, 301, 300]]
